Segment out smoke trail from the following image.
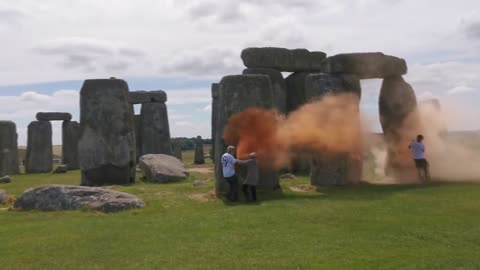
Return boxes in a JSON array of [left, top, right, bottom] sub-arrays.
[[223, 93, 362, 170]]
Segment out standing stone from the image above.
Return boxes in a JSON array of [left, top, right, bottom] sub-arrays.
[[379, 76, 421, 181], [211, 83, 220, 161], [320, 52, 407, 79], [173, 141, 183, 160], [129, 90, 167, 104], [284, 72, 313, 175], [241, 47, 327, 72], [134, 115, 142, 160], [194, 136, 205, 164], [304, 73, 362, 186], [26, 121, 53, 173], [0, 121, 19, 176], [62, 121, 80, 170], [140, 102, 172, 156], [78, 79, 136, 186], [285, 72, 311, 113], [243, 68, 288, 114], [215, 75, 278, 193]]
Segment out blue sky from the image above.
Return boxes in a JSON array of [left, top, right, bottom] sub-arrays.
[[1, 0, 480, 145]]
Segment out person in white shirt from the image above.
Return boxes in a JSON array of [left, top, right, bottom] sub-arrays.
[[408, 134, 430, 182], [221, 145, 250, 202]]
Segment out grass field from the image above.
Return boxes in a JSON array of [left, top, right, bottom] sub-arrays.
[[2, 147, 480, 269]]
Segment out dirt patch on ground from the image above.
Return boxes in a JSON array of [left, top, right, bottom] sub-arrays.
[[290, 185, 316, 193], [189, 191, 217, 202], [188, 167, 213, 174]]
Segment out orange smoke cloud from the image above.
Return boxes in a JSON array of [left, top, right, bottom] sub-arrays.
[[223, 93, 363, 170]]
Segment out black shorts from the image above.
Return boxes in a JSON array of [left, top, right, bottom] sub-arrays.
[[414, 159, 428, 169]]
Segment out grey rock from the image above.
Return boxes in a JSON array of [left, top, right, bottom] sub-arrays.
[[0, 189, 7, 204], [0, 121, 19, 176], [129, 90, 167, 104], [321, 52, 407, 79], [78, 79, 136, 186], [140, 102, 172, 156], [305, 73, 362, 186], [280, 173, 297, 180], [36, 112, 72, 121], [139, 154, 188, 183], [26, 121, 53, 173], [241, 47, 326, 72], [305, 73, 361, 99], [211, 83, 220, 161], [192, 180, 206, 187], [379, 76, 421, 180], [62, 121, 80, 170], [0, 175, 11, 183], [14, 184, 145, 212], [243, 68, 288, 114], [214, 75, 279, 193], [194, 136, 205, 165], [53, 165, 68, 174]]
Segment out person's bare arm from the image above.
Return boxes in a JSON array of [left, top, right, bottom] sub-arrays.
[[236, 159, 252, 165]]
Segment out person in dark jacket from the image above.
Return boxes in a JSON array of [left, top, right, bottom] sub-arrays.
[[240, 152, 259, 202]]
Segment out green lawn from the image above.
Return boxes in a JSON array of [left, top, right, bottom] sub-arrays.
[[1, 159, 480, 269]]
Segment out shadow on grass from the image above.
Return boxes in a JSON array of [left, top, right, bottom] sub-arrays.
[[222, 181, 472, 205]]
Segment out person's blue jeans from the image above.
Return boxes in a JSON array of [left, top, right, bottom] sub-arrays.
[[224, 175, 239, 202]]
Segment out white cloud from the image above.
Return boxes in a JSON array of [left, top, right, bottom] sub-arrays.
[[31, 37, 146, 73], [0, 90, 79, 145], [201, 104, 212, 112], [447, 86, 475, 95], [167, 89, 211, 105]]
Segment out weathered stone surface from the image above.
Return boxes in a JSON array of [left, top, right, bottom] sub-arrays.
[[140, 102, 172, 156], [172, 141, 183, 160], [26, 121, 53, 173], [0, 189, 7, 204], [379, 76, 421, 180], [36, 112, 72, 121], [305, 73, 361, 98], [0, 121, 19, 176], [215, 75, 279, 193], [14, 185, 144, 212], [139, 154, 188, 183], [211, 83, 220, 161], [241, 47, 326, 72], [134, 115, 142, 160], [321, 52, 407, 79], [53, 165, 68, 174], [243, 68, 287, 114], [305, 73, 362, 186], [62, 121, 80, 170], [0, 175, 11, 183], [129, 90, 167, 104], [194, 136, 205, 165], [78, 79, 136, 186], [285, 72, 310, 113]]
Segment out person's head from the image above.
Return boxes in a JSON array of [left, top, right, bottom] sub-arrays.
[[417, 134, 424, 142], [227, 145, 236, 154], [249, 152, 256, 159]]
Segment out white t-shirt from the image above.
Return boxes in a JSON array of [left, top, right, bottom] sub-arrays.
[[221, 153, 237, 177], [409, 142, 425, 160]]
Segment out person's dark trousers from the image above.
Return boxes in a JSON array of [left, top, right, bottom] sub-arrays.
[[242, 184, 257, 202], [225, 175, 239, 202]]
